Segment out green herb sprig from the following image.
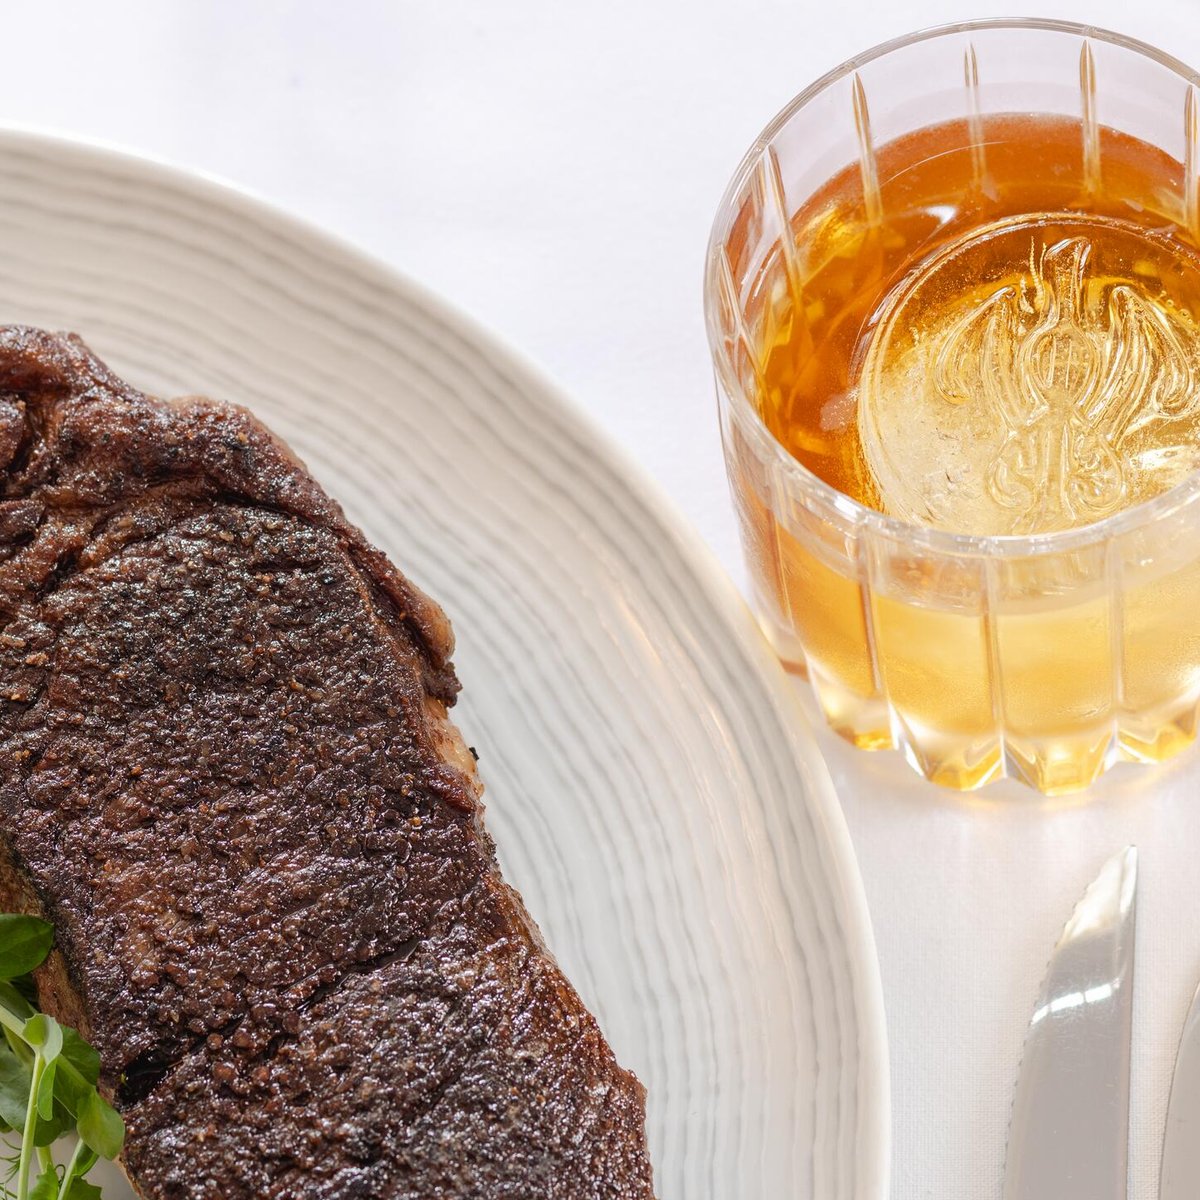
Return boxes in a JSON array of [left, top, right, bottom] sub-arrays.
[[0, 916, 123, 1200]]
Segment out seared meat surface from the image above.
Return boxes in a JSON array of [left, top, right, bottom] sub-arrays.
[[0, 328, 654, 1199]]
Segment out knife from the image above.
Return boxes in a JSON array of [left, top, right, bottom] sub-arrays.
[[1003, 846, 1138, 1200], [1161, 978, 1200, 1199]]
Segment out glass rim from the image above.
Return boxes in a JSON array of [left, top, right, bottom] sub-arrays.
[[704, 16, 1200, 559]]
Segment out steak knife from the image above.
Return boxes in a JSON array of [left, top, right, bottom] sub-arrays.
[[1003, 846, 1137, 1200], [1161, 979, 1200, 1200]]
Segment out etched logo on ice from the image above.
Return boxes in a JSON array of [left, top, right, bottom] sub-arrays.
[[857, 214, 1200, 536], [933, 236, 1200, 530]]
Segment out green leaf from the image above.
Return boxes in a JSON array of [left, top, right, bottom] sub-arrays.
[[57, 1031, 98, 1088], [53, 1030, 100, 1117], [4, 1025, 30, 1063], [10, 974, 38, 1010], [0, 1050, 31, 1131], [76, 1090, 123, 1160], [0, 981, 35, 1024], [0, 918, 53, 981], [22, 1016, 61, 1064], [66, 1145, 96, 1181], [36, 1059, 55, 1121], [62, 1177, 102, 1200], [29, 1168, 58, 1200], [32, 1102, 70, 1148]]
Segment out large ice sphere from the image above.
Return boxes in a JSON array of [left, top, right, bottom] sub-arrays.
[[856, 214, 1200, 535]]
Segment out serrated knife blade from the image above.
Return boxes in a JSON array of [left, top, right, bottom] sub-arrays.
[[1003, 846, 1137, 1200], [1160, 979, 1200, 1200]]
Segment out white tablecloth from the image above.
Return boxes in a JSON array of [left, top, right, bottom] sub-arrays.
[[9, 3, 1200, 1196]]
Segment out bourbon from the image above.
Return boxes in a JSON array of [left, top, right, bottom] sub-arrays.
[[755, 114, 1200, 536]]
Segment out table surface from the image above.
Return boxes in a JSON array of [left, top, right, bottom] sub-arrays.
[[8, 3, 1200, 1197]]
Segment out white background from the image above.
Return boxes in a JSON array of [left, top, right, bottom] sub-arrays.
[[6, 2, 1200, 1197]]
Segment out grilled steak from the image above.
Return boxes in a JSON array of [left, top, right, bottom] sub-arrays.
[[0, 327, 655, 1199]]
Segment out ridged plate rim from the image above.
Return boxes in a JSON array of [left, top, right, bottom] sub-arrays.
[[0, 123, 889, 1200]]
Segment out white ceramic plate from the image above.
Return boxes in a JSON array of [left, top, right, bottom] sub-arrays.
[[0, 128, 887, 1200]]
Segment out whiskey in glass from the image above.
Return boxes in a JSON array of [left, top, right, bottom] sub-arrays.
[[707, 21, 1200, 793]]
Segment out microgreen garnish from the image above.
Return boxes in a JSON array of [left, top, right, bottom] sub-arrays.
[[0, 916, 122, 1200]]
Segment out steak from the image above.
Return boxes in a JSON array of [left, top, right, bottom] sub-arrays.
[[0, 327, 655, 1199]]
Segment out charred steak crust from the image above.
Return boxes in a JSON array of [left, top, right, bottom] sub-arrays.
[[0, 328, 655, 1199]]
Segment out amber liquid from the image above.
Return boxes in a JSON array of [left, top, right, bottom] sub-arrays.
[[757, 115, 1200, 533], [735, 115, 1200, 791]]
